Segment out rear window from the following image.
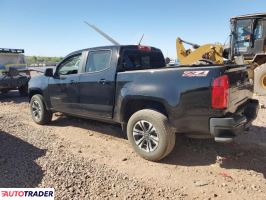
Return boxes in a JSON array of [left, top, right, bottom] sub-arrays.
[[120, 50, 165, 70]]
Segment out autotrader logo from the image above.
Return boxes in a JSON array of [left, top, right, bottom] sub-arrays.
[[0, 188, 54, 199]]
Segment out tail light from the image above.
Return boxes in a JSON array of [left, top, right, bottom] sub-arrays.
[[138, 45, 151, 51], [212, 75, 229, 109]]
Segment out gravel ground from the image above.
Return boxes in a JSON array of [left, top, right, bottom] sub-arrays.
[[0, 91, 266, 200], [0, 92, 183, 200]]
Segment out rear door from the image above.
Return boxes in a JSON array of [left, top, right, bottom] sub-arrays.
[[78, 49, 117, 119]]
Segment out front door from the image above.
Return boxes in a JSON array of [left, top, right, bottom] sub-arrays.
[[78, 49, 116, 119], [48, 53, 82, 114]]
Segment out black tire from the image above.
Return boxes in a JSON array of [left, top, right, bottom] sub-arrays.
[[127, 109, 176, 161], [162, 127, 176, 158], [19, 84, 28, 96], [30, 94, 52, 125]]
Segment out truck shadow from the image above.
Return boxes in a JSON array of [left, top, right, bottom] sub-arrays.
[[163, 125, 266, 179], [51, 115, 266, 178], [50, 115, 125, 139], [0, 91, 27, 104], [0, 131, 46, 187]]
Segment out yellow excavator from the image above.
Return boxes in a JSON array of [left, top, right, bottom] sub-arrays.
[[176, 13, 266, 95]]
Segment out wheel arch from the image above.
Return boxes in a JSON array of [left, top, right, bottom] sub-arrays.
[[28, 88, 43, 100], [28, 88, 52, 110], [120, 97, 168, 124]]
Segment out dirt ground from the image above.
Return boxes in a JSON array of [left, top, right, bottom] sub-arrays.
[[0, 91, 266, 200]]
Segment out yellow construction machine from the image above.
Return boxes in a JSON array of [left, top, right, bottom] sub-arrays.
[[176, 37, 224, 65], [176, 13, 266, 95]]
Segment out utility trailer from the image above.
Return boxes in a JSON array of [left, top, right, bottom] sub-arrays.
[[0, 48, 30, 96]]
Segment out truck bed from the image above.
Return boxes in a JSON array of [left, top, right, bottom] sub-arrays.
[[116, 64, 254, 136]]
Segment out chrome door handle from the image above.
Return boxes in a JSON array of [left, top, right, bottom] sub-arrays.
[[70, 80, 76, 85], [99, 79, 106, 85]]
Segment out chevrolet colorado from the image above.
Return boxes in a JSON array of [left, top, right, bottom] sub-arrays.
[[28, 45, 259, 161]]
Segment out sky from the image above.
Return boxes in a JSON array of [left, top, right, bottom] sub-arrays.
[[0, 0, 266, 58]]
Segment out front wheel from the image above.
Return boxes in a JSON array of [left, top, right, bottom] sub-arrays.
[[127, 109, 176, 161], [30, 94, 52, 125]]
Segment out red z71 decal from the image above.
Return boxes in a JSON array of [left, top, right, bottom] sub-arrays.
[[182, 70, 209, 77]]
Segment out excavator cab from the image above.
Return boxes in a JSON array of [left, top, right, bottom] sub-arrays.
[[230, 13, 266, 95], [230, 13, 266, 63]]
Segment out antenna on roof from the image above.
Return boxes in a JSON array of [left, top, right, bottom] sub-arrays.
[[138, 34, 144, 45], [84, 21, 120, 45]]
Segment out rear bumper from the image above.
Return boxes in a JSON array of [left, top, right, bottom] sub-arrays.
[[210, 99, 259, 142]]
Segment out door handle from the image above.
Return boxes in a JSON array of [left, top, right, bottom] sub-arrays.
[[99, 79, 106, 85], [70, 80, 76, 85]]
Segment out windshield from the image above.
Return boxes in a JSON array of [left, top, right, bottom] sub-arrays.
[[234, 19, 253, 54]]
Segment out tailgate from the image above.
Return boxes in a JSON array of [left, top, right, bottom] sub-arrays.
[[225, 65, 253, 113]]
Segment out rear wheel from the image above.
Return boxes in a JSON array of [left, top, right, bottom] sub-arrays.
[[127, 109, 176, 161], [30, 94, 52, 125]]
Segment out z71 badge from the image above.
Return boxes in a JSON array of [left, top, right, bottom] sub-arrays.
[[182, 70, 209, 77]]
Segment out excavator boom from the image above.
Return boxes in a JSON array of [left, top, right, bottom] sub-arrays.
[[176, 37, 224, 65]]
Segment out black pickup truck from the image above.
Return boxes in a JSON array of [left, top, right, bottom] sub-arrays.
[[28, 45, 259, 161]]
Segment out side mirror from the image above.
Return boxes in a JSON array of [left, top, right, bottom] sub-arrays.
[[44, 68, 54, 77]]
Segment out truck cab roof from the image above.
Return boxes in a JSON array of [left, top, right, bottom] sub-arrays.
[[67, 45, 162, 57]]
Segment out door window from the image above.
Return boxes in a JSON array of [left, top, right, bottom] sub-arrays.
[[85, 50, 111, 72], [254, 20, 263, 40], [58, 54, 81, 75]]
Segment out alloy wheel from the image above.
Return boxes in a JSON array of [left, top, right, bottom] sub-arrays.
[[31, 100, 42, 120], [132, 120, 159, 152]]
